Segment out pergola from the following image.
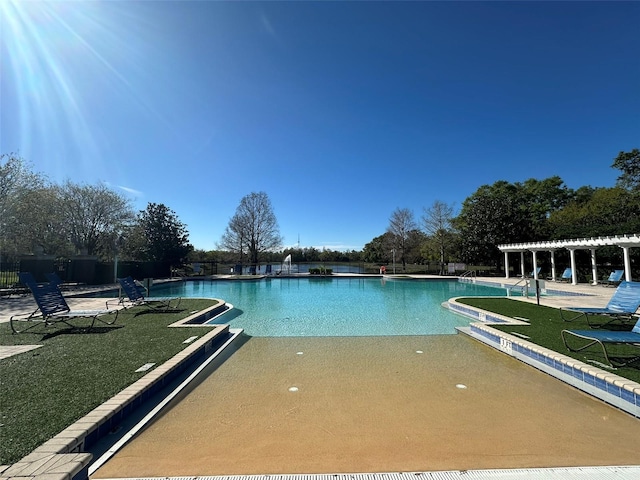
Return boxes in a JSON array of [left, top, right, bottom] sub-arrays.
[[498, 234, 640, 285]]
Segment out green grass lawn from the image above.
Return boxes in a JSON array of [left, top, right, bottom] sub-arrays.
[[0, 299, 219, 465], [456, 297, 640, 383]]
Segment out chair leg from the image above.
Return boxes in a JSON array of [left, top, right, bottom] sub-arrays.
[[560, 308, 586, 322], [562, 330, 616, 367], [95, 309, 120, 326]]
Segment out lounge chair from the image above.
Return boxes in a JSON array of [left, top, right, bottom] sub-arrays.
[[529, 267, 542, 278], [18, 272, 41, 287], [562, 317, 640, 367], [557, 267, 572, 282], [560, 281, 640, 327], [10, 281, 119, 334], [111, 276, 181, 312], [603, 269, 624, 287], [45, 272, 80, 290]]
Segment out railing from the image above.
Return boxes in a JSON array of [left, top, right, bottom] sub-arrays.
[[506, 277, 529, 296], [459, 270, 476, 283]]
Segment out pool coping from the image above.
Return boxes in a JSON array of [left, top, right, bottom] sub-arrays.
[[0, 304, 244, 480], [448, 297, 640, 419]]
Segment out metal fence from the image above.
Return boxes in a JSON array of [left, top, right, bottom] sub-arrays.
[[0, 260, 20, 289], [0, 258, 469, 290]]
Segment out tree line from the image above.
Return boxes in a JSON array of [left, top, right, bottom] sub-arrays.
[[2, 149, 639, 273], [367, 149, 640, 272], [0, 153, 192, 266]]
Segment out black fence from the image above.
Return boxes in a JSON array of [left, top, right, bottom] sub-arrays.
[[1, 258, 565, 290], [0, 257, 173, 289], [0, 260, 20, 289]]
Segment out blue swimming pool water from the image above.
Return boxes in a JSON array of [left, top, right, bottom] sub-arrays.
[[149, 277, 507, 337]]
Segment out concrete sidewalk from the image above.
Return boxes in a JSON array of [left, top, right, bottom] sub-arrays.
[[472, 275, 618, 309], [0, 287, 117, 324]]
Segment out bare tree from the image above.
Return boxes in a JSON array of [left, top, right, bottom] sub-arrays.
[[57, 181, 134, 257], [220, 192, 282, 270], [387, 207, 416, 272], [422, 200, 454, 275]]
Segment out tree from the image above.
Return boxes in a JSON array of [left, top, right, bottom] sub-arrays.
[[422, 200, 455, 274], [612, 148, 640, 190], [220, 192, 282, 269], [387, 208, 416, 272], [125, 203, 193, 265], [404, 229, 428, 265], [520, 177, 573, 239], [454, 181, 531, 267], [0, 153, 47, 259], [453, 177, 577, 267], [362, 232, 395, 264], [15, 186, 72, 258], [548, 187, 640, 240], [57, 181, 134, 258]]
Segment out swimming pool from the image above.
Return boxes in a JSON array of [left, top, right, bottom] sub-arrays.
[[149, 277, 509, 336]]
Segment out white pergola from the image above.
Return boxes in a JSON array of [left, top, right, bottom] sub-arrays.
[[498, 234, 640, 285]]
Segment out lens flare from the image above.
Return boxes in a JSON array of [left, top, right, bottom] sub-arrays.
[[0, 1, 167, 180]]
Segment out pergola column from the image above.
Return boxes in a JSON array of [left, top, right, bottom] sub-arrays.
[[520, 251, 526, 278], [550, 250, 557, 281], [531, 250, 539, 279], [504, 251, 510, 279], [622, 246, 632, 281], [590, 248, 598, 285], [568, 248, 578, 285]]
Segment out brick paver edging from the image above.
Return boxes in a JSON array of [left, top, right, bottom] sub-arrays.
[[1, 302, 239, 480]]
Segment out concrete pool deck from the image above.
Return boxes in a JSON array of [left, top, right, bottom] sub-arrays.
[[3, 275, 640, 480]]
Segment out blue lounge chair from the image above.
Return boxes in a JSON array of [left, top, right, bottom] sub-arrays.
[[562, 317, 640, 367], [529, 267, 542, 278], [45, 272, 80, 290], [10, 281, 119, 334], [111, 276, 181, 312], [558, 267, 572, 282], [19, 272, 41, 286], [560, 281, 640, 327], [603, 269, 624, 286]]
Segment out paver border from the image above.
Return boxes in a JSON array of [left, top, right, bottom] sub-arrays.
[[449, 297, 640, 419]]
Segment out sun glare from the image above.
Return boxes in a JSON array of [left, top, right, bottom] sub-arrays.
[[0, 1, 160, 178]]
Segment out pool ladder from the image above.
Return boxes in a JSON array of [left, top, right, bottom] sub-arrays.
[[459, 270, 476, 282], [507, 277, 544, 297]]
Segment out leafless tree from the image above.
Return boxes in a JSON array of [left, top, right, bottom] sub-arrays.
[[220, 191, 282, 269], [422, 200, 455, 275], [56, 181, 134, 257], [387, 207, 416, 272]]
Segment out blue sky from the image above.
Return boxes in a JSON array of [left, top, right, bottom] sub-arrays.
[[1, 1, 639, 252]]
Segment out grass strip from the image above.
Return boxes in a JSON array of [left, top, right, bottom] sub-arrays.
[[456, 297, 640, 384], [0, 299, 219, 465]]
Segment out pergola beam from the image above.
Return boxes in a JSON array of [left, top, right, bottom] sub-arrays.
[[498, 234, 640, 283]]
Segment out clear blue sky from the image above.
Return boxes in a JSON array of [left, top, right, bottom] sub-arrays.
[[2, 1, 639, 252]]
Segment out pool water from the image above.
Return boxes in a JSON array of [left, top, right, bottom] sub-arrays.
[[150, 277, 507, 336]]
